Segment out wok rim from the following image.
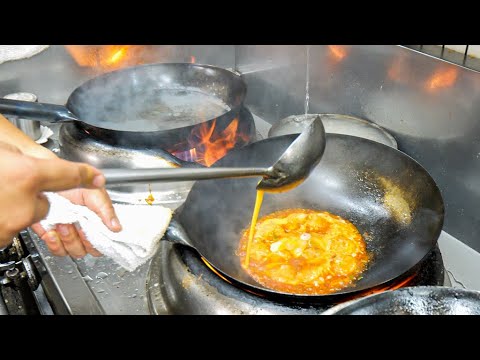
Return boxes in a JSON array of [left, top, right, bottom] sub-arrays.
[[321, 285, 480, 314]]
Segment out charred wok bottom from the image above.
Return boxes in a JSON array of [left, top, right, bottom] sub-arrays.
[[148, 242, 446, 314]]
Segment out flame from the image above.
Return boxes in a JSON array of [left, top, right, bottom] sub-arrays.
[[201, 257, 266, 297], [171, 117, 248, 167], [190, 55, 196, 63], [328, 45, 348, 62], [425, 67, 458, 91], [108, 47, 128, 64], [202, 254, 418, 303], [336, 272, 417, 305], [65, 45, 150, 73], [201, 253, 421, 305], [201, 257, 232, 284], [197, 118, 239, 167]]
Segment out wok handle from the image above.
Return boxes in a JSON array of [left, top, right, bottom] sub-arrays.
[[164, 218, 195, 248], [102, 167, 270, 185], [0, 98, 79, 123]]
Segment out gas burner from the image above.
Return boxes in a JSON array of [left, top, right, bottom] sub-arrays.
[[0, 233, 42, 315], [58, 106, 256, 208], [147, 242, 446, 315]]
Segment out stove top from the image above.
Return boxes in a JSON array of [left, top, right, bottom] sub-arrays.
[[146, 242, 447, 315], [12, 109, 463, 315], [58, 106, 257, 208]]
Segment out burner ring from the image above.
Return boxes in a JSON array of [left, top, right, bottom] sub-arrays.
[[147, 241, 445, 315]]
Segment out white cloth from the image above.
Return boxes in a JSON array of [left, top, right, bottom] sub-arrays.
[[40, 192, 173, 271], [0, 45, 49, 65]]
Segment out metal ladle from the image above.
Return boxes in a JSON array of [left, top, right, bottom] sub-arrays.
[[102, 116, 326, 192]]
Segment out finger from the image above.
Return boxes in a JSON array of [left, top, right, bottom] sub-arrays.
[[34, 158, 105, 192], [42, 231, 67, 257], [56, 224, 87, 258], [75, 225, 103, 257], [32, 193, 51, 223], [83, 239, 103, 257], [85, 188, 122, 232], [31, 223, 47, 238]]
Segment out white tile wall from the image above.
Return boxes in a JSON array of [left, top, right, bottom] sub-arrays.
[[442, 45, 480, 58], [444, 45, 467, 53]]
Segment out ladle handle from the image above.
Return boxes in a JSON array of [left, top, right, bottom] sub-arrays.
[[102, 167, 270, 185], [0, 98, 78, 123]]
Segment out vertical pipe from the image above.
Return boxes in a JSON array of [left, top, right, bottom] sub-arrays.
[[463, 45, 469, 65]]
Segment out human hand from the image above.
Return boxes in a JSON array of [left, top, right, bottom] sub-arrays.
[[30, 188, 122, 258], [0, 143, 106, 247]]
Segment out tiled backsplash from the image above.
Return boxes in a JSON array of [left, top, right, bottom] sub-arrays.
[[444, 45, 480, 58]]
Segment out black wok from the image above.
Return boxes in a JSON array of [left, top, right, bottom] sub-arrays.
[[0, 63, 246, 147], [165, 133, 445, 303], [322, 286, 480, 314]]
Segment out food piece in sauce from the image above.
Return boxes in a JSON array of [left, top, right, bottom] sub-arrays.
[[237, 209, 369, 295]]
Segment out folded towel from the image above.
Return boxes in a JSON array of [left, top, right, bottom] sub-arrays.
[[40, 192, 173, 271], [0, 45, 49, 65]]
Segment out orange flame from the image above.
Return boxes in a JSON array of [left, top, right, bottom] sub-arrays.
[[202, 253, 418, 303], [328, 45, 348, 62], [171, 118, 248, 167], [195, 118, 240, 167], [201, 257, 232, 284], [201, 257, 267, 297], [64, 45, 154, 73], [425, 67, 458, 91], [336, 272, 417, 305]]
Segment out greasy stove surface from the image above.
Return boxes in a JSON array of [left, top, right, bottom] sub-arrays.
[[25, 227, 449, 315]]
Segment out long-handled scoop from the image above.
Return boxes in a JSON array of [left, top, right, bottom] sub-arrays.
[[102, 116, 326, 192]]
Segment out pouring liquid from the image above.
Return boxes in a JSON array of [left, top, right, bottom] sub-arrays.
[[244, 183, 302, 267], [244, 189, 264, 267]]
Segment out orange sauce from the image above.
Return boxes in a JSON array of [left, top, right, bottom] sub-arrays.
[[244, 190, 264, 267], [145, 184, 155, 205], [238, 204, 369, 295]]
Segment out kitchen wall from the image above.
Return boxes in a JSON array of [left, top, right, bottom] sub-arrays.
[[237, 45, 480, 253], [443, 45, 480, 58]]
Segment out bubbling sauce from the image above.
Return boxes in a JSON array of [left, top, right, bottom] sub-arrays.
[[238, 207, 370, 295]]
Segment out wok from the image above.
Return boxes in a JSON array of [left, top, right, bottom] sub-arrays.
[[322, 286, 480, 314], [0, 63, 246, 147], [165, 133, 445, 303]]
